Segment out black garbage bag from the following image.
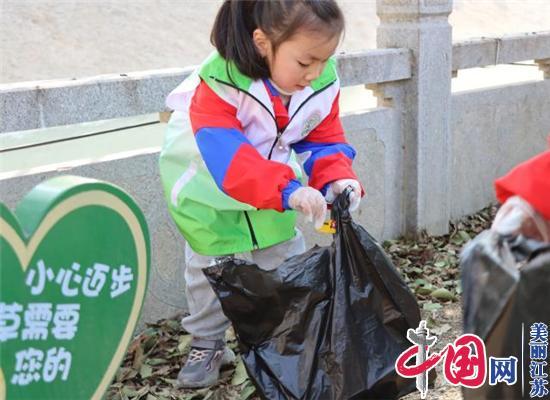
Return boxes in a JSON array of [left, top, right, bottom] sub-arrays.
[[203, 190, 420, 399], [461, 231, 550, 399]]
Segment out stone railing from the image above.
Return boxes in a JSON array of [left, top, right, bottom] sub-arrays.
[[452, 31, 550, 71], [0, 48, 412, 133]]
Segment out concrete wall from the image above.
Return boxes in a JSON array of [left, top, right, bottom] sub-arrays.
[[450, 79, 550, 219]]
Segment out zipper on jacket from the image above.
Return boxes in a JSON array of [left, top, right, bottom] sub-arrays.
[[244, 211, 259, 249], [267, 130, 283, 160], [211, 76, 336, 160]]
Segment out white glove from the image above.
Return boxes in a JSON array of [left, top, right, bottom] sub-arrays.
[[325, 179, 362, 212], [492, 196, 550, 243], [288, 187, 327, 229]]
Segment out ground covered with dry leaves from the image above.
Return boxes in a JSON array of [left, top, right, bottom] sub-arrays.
[[106, 206, 497, 400]]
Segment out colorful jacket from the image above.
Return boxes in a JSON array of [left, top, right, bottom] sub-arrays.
[[159, 52, 359, 255]]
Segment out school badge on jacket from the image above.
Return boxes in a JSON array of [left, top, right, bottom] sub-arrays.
[[301, 112, 322, 137]]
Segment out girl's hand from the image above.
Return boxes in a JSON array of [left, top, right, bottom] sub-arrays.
[[325, 179, 363, 212], [492, 196, 550, 243], [288, 187, 327, 229]]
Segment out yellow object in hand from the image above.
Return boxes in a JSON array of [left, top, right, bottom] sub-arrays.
[[317, 219, 336, 234]]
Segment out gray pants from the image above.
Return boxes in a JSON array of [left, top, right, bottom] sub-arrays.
[[182, 229, 306, 340]]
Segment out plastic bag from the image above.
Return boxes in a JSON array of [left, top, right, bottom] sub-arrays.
[[461, 230, 550, 399], [203, 190, 420, 399]]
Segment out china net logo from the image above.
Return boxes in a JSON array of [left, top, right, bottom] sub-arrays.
[[395, 321, 549, 398]]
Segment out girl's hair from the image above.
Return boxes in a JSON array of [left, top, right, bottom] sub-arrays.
[[211, 0, 345, 80]]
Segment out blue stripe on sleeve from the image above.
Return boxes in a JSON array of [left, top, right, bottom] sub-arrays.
[[281, 179, 303, 210], [292, 141, 356, 177], [195, 127, 250, 191], [320, 182, 331, 196]]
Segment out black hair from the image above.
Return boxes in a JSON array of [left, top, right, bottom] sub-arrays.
[[211, 0, 345, 80]]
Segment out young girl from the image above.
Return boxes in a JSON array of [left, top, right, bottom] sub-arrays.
[[159, 0, 363, 388]]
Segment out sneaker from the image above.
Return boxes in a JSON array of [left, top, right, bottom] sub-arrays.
[[177, 338, 236, 388]]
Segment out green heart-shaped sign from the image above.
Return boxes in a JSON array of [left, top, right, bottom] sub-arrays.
[[0, 176, 150, 400]]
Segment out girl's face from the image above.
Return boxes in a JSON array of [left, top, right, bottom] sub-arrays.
[[254, 29, 340, 94]]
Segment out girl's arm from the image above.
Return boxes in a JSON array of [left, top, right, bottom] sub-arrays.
[[190, 80, 302, 211]]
